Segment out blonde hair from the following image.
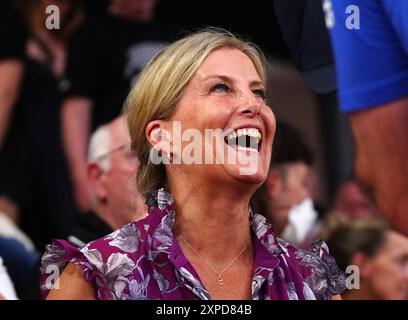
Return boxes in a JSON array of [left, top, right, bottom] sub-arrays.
[[125, 28, 267, 195]]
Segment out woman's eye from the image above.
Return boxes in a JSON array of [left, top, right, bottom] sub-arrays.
[[211, 83, 230, 93], [253, 89, 266, 100]]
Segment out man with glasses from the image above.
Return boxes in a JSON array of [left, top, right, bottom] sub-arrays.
[[67, 116, 147, 247]]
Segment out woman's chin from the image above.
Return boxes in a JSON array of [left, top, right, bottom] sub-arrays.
[[218, 143, 270, 186], [223, 163, 267, 186]]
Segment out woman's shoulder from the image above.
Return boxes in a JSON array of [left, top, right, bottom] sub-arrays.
[[80, 210, 166, 259], [40, 214, 159, 300], [84, 221, 145, 257]]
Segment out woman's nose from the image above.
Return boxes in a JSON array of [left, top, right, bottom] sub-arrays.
[[237, 91, 261, 117]]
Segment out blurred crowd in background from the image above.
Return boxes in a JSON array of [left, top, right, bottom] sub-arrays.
[[0, 0, 407, 300]]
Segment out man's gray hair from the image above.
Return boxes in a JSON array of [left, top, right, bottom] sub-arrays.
[[88, 124, 112, 172]]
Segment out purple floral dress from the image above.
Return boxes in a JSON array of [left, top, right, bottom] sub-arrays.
[[40, 189, 346, 300]]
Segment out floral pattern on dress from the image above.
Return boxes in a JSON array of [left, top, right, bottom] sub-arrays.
[[178, 267, 211, 300], [104, 223, 140, 253], [295, 241, 347, 300], [121, 264, 151, 300], [81, 246, 136, 299], [39, 189, 346, 300]]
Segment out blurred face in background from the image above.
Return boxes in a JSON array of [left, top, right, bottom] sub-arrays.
[[264, 162, 311, 233], [89, 117, 146, 229], [103, 120, 144, 220], [38, 0, 83, 40], [334, 181, 377, 219], [359, 231, 408, 300], [109, 0, 157, 22], [42, 0, 72, 18], [271, 162, 311, 210]]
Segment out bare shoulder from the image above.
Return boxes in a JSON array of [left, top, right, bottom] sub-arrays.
[[46, 263, 95, 300], [331, 294, 342, 300]]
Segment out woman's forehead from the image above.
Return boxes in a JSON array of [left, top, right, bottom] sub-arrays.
[[195, 48, 262, 82]]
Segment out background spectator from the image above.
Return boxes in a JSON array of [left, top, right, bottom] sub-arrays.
[[61, 0, 173, 212], [0, 237, 39, 299], [327, 218, 408, 300], [317, 180, 378, 242], [333, 180, 378, 219], [0, 0, 27, 224], [0, 257, 18, 300], [0, 0, 26, 149], [67, 116, 147, 247], [325, 0, 408, 234], [0, 0, 84, 250]]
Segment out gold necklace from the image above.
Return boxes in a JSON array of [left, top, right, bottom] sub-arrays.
[[178, 235, 249, 285]]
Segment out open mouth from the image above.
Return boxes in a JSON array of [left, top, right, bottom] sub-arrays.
[[224, 127, 262, 152]]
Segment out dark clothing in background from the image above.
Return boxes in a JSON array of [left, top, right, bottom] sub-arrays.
[[64, 14, 173, 129], [16, 56, 79, 251], [67, 212, 113, 248], [273, 0, 337, 93], [0, 236, 39, 299], [0, 0, 29, 206], [0, 54, 80, 250], [0, 1, 79, 250], [0, 0, 26, 60]]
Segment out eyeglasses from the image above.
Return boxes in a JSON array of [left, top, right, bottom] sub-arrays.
[[94, 143, 136, 162]]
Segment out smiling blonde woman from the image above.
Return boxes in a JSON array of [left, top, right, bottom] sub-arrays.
[[40, 28, 346, 300]]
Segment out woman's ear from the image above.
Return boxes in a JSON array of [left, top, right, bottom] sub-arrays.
[[146, 120, 161, 147], [146, 120, 172, 154]]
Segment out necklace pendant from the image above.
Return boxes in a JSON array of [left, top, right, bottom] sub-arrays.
[[217, 274, 223, 285]]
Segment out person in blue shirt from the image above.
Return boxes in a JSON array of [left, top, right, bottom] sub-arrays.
[[325, 0, 408, 235]]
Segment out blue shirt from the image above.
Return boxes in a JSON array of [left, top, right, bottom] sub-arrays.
[[325, 0, 408, 112]]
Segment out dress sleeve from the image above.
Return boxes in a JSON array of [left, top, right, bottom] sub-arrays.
[[39, 239, 111, 300], [307, 240, 347, 299]]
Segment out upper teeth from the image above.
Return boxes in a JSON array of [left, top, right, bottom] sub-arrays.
[[227, 128, 261, 140]]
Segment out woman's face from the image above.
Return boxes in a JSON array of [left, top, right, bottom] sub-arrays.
[[164, 48, 276, 190], [364, 231, 408, 300]]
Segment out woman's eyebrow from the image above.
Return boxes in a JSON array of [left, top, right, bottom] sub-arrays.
[[201, 74, 264, 87], [201, 75, 232, 83]]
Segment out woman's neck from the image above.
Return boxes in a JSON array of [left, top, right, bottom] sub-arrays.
[[170, 181, 253, 264]]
